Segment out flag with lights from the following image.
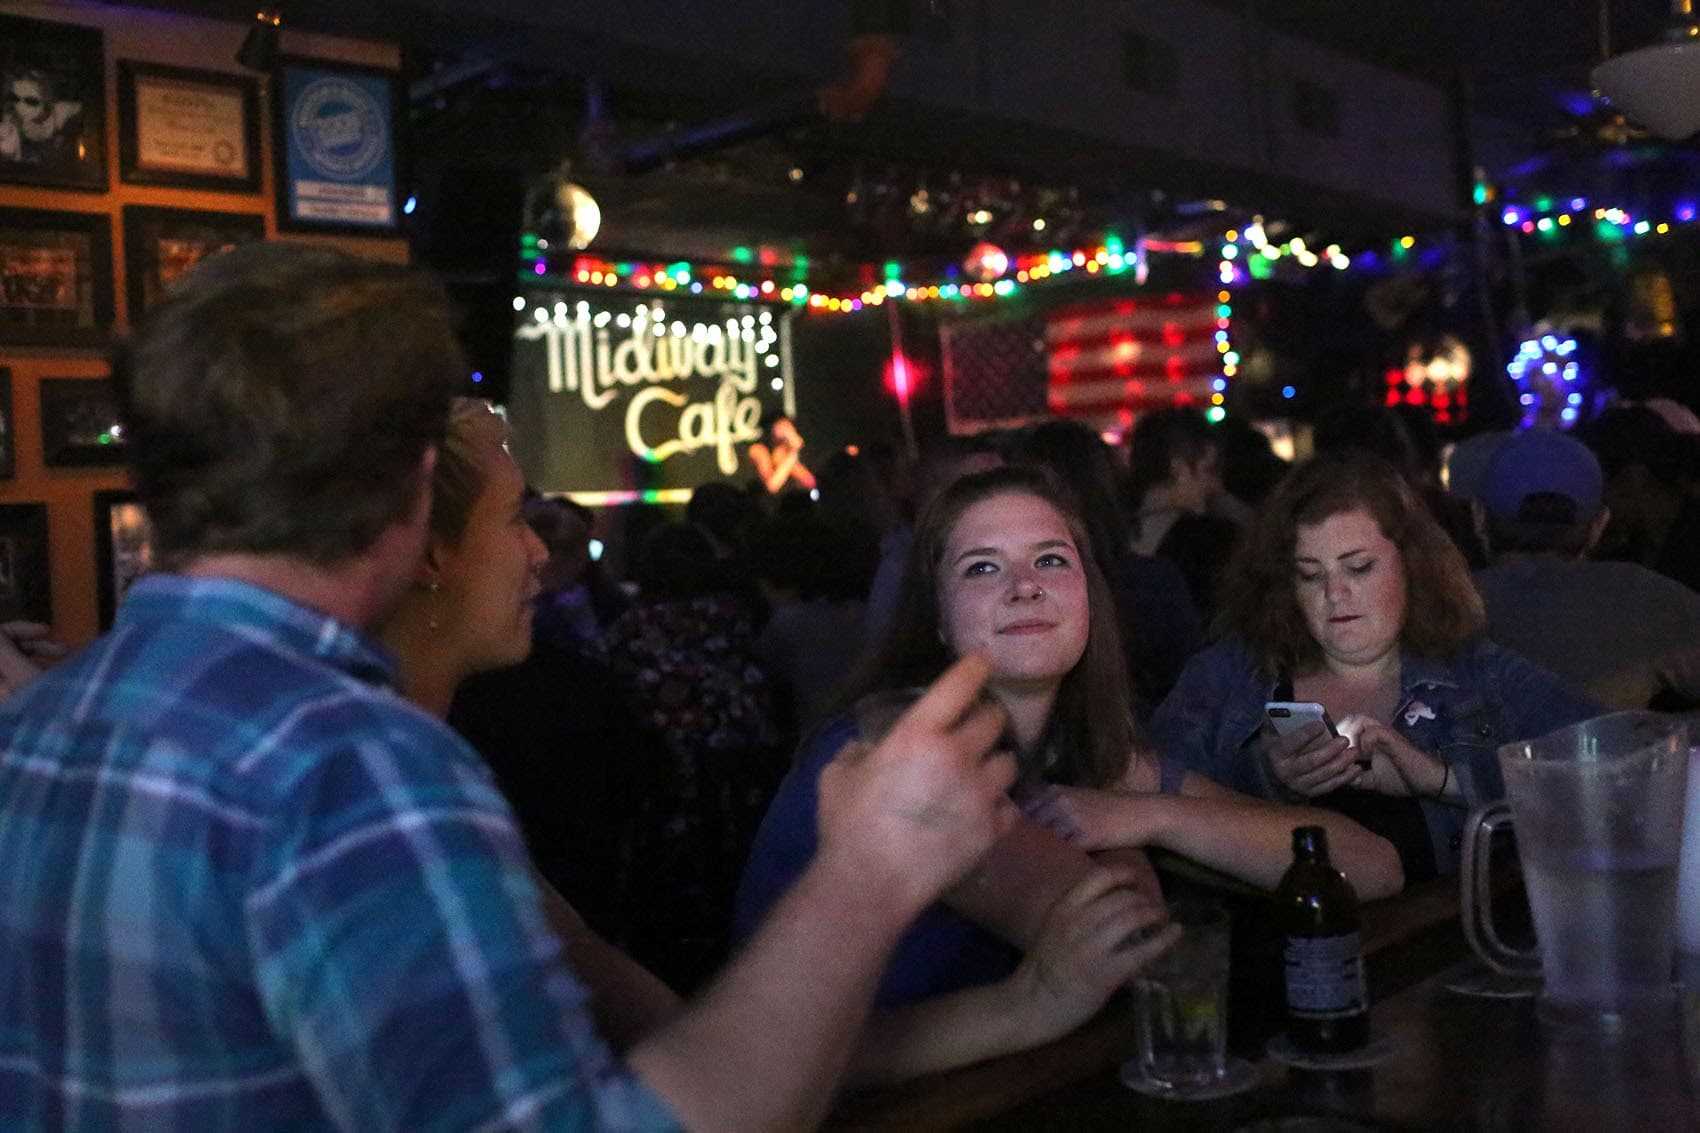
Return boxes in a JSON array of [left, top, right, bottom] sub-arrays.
[[943, 294, 1227, 433]]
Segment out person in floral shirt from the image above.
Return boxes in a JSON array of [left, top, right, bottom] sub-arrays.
[[599, 521, 786, 990]]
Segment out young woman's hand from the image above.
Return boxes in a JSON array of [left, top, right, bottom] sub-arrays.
[[1007, 864, 1179, 1045], [1259, 719, 1363, 797], [1334, 715, 1447, 798]]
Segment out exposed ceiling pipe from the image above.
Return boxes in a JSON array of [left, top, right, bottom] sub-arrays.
[[614, 91, 822, 176], [613, 0, 908, 175], [409, 52, 500, 106]]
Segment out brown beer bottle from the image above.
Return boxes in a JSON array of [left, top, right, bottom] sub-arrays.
[[1277, 825, 1369, 1052]]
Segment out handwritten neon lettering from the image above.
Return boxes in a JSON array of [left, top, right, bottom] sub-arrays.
[[517, 303, 773, 471], [625, 380, 762, 474]]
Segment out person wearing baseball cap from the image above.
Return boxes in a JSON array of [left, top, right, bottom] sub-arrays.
[[1475, 429, 1700, 710]]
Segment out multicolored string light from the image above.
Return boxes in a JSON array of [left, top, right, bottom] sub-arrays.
[[521, 187, 1697, 321], [1507, 332, 1586, 431], [1498, 196, 1700, 243], [535, 236, 1160, 314]]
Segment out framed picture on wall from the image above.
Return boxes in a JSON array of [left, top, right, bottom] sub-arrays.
[[0, 15, 107, 191], [123, 205, 265, 320], [272, 56, 403, 236], [117, 61, 261, 193], [0, 503, 52, 623], [0, 368, 13, 480], [0, 207, 114, 347], [39, 377, 126, 468], [94, 489, 152, 629]]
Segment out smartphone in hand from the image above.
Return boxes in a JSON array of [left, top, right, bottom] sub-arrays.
[[1264, 701, 1372, 769]]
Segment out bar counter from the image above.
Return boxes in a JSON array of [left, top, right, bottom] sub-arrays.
[[828, 872, 1700, 1130]]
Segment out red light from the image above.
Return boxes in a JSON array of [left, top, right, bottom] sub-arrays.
[[882, 350, 931, 403]]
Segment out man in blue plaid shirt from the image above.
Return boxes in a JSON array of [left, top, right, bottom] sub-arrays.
[[0, 243, 1019, 1130]]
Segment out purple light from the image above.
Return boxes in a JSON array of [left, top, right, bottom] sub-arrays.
[[1679, 203, 1698, 223], [1501, 207, 1521, 226], [850, 299, 864, 311], [1570, 198, 1586, 211], [533, 261, 547, 275]]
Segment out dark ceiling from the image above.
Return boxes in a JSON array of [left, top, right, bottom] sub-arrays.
[[119, 0, 1686, 269], [148, 0, 1670, 132], [1219, 0, 1666, 132]]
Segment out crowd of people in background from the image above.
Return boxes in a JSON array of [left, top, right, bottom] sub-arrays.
[[4, 241, 1700, 1127], [452, 384, 1698, 997]]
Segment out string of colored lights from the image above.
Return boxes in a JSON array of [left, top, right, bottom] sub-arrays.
[[521, 187, 1698, 325], [1506, 332, 1586, 430], [1497, 196, 1700, 243], [535, 236, 1163, 313]]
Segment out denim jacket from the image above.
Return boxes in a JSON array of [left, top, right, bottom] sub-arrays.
[[1149, 636, 1600, 876]]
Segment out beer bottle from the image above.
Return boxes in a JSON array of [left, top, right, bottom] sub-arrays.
[[1277, 825, 1369, 1052]]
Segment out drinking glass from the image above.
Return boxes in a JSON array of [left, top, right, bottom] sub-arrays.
[[1121, 899, 1258, 1099]]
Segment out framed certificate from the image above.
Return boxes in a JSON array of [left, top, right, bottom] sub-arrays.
[[272, 56, 403, 235], [118, 61, 261, 193]]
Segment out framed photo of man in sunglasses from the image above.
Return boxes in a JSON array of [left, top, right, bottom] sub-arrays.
[[0, 15, 106, 192]]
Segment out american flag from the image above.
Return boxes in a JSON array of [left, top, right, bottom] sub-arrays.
[[942, 294, 1221, 434]]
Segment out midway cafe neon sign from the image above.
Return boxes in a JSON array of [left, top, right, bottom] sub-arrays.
[[513, 294, 793, 477]]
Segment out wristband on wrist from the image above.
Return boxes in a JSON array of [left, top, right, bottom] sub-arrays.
[[1433, 761, 1451, 800]]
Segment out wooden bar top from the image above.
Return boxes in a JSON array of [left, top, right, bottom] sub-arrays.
[[826, 871, 1552, 1131]]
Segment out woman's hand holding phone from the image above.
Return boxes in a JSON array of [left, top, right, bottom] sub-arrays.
[[1259, 713, 1364, 798], [1333, 715, 1449, 799]]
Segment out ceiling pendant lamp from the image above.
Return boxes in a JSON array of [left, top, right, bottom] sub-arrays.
[[1591, 0, 1700, 139]]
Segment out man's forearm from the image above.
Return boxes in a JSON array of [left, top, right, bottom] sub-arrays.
[[534, 876, 680, 1051], [845, 979, 1035, 1086], [626, 850, 916, 1132]]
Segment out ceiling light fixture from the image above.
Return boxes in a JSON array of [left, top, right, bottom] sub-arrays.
[[1591, 0, 1700, 139]]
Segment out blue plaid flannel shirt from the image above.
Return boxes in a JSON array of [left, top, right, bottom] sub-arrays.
[[0, 575, 677, 1131]]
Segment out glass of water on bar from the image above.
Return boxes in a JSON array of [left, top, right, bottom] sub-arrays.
[[1122, 898, 1259, 1100]]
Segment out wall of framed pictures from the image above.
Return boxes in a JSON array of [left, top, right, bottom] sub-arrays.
[[0, 0, 406, 643]]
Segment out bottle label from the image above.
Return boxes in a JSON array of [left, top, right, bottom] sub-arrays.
[[1284, 932, 1367, 1019]]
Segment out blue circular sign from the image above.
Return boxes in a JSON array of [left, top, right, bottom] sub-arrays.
[[290, 76, 386, 181]]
